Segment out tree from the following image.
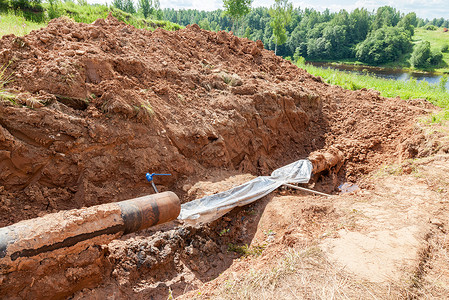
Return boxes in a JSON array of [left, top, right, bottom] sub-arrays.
[[123, 0, 135, 14], [268, 0, 292, 55], [223, 0, 252, 34], [348, 8, 370, 43], [198, 18, 211, 30], [138, 0, 152, 18], [287, 25, 307, 56], [0, 0, 9, 12], [322, 24, 349, 58], [112, 0, 124, 10], [372, 6, 400, 30], [47, 0, 61, 19], [10, 0, 44, 21], [410, 41, 432, 68], [397, 12, 417, 37], [307, 37, 331, 58], [355, 26, 411, 65]]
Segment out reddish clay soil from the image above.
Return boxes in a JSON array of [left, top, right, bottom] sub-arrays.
[[0, 15, 446, 299]]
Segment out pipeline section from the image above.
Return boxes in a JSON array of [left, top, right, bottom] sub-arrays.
[[0, 150, 342, 274], [0, 191, 180, 274]]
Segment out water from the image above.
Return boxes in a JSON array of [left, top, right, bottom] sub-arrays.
[[309, 62, 449, 90]]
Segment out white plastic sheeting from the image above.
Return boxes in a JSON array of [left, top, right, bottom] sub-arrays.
[[178, 159, 313, 224]]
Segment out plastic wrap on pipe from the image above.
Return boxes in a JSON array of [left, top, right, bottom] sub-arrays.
[[178, 159, 313, 224]]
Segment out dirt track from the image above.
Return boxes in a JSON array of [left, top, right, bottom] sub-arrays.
[[0, 15, 448, 299]]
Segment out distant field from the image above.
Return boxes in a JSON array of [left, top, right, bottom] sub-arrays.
[[413, 28, 449, 73]]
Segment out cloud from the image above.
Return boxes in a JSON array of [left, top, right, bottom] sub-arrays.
[[160, 0, 222, 10], [254, 0, 448, 19]]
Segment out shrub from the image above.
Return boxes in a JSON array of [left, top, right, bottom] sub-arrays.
[[430, 51, 444, 66], [441, 44, 449, 53], [410, 41, 444, 68], [424, 24, 437, 30], [410, 41, 432, 68], [355, 26, 411, 65]]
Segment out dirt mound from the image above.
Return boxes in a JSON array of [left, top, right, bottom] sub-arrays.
[[0, 15, 438, 298]]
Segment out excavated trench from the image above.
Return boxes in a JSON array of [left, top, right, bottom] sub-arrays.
[[0, 15, 440, 299]]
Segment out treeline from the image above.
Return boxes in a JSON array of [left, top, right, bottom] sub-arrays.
[[163, 6, 448, 67]]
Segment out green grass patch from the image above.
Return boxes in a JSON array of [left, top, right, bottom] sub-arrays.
[[0, 12, 45, 36], [228, 243, 266, 257], [296, 58, 449, 121], [43, 2, 182, 31]]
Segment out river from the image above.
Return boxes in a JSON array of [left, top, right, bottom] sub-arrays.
[[309, 62, 449, 90]]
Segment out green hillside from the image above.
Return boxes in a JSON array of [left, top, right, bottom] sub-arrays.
[[0, 2, 182, 38]]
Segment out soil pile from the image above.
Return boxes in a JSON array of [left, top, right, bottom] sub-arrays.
[[0, 15, 437, 298]]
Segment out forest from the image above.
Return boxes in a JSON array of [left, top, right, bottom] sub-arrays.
[[162, 6, 449, 67]]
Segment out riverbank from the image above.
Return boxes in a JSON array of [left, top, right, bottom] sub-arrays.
[[296, 59, 449, 122], [306, 28, 449, 74], [309, 62, 449, 89]]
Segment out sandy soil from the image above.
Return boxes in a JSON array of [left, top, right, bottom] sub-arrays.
[[180, 153, 449, 299], [0, 15, 448, 299]]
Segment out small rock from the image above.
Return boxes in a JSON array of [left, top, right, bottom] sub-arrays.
[[71, 32, 84, 40], [430, 218, 443, 227], [189, 260, 198, 271], [39, 36, 50, 44], [402, 166, 412, 174], [182, 184, 192, 192]]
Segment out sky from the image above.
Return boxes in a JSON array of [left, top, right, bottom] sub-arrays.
[[90, 0, 449, 20]]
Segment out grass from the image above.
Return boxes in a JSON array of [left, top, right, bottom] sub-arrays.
[[0, 63, 13, 93], [296, 58, 449, 121], [227, 243, 266, 257], [0, 63, 16, 104], [211, 246, 410, 299], [414, 28, 449, 74], [0, 2, 182, 39], [0, 12, 45, 36], [43, 2, 182, 31]]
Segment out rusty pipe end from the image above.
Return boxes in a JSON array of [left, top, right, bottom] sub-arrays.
[[308, 148, 344, 174], [118, 191, 180, 234]]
